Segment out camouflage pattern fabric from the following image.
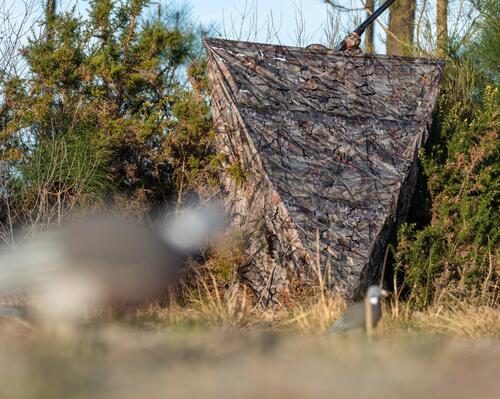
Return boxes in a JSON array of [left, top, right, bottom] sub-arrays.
[[204, 38, 444, 303]]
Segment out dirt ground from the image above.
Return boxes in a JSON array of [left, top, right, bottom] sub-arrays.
[[0, 320, 499, 399]]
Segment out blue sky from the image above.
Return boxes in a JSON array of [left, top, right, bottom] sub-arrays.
[[191, 0, 337, 44], [11, 0, 386, 52], [189, 0, 389, 52]]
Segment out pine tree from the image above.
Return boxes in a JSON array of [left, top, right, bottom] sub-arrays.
[[0, 0, 217, 226]]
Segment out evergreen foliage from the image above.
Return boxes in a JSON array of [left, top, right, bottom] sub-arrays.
[[395, 0, 499, 307], [0, 0, 218, 229]]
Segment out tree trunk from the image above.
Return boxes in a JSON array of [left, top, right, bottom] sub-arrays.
[[364, 0, 375, 53], [437, 0, 448, 56], [45, 0, 57, 42], [46, 0, 56, 19], [387, 0, 416, 55]]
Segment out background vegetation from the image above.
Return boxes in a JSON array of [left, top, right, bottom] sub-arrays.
[[395, 0, 499, 308], [0, 0, 498, 316], [0, 0, 219, 239]]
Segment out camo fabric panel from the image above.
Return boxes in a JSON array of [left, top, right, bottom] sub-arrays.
[[205, 38, 443, 300]]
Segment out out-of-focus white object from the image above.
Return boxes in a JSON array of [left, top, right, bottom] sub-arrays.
[[0, 206, 223, 323], [161, 206, 222, 252]]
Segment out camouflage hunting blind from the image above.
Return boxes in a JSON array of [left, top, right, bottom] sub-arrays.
[[204, 38, 443, 302]]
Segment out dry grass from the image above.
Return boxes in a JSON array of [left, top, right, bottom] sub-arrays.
[[123, 276, 499, 339], [381, 303, 500, 339]]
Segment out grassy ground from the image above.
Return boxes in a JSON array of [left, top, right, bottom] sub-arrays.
[[1, 291, 498, 399]]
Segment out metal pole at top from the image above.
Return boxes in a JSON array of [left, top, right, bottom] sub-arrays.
[[333, 0, 397, 52]]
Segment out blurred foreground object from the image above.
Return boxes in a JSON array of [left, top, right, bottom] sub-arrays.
[[328, 285, 390, 336], [0, 305, 34, 338], [0, 207, 222, 323]]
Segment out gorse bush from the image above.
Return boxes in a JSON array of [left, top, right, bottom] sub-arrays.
[[396, 87, 499, 307], [395, 0, 499, 308], [0, 0, 219, 233]]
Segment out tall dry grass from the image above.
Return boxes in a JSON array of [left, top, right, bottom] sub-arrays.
[[126, 247, 499, 339]]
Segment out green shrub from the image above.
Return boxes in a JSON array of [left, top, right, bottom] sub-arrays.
[[0, 1, 218, 230], [395, 0, 499, 309], [396, 86, 499, 307]]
